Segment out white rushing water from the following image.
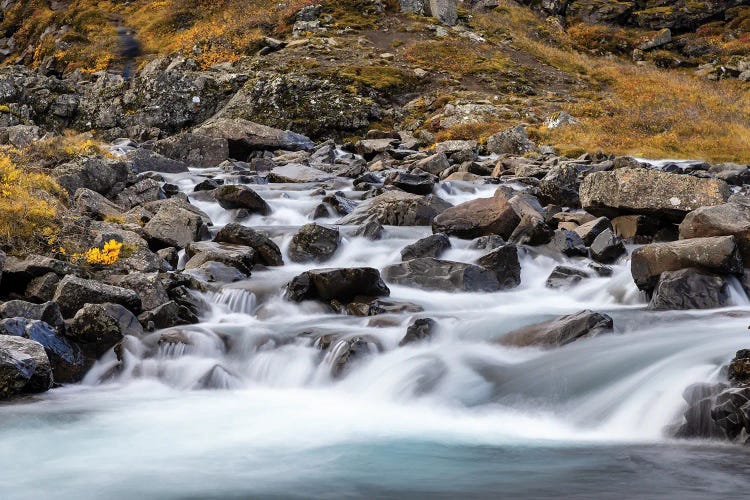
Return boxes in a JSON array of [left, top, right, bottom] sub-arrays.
[[2, 161, 750, 499]]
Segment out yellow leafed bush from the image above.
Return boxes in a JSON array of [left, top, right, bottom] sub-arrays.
[[82, 239, 123, 265]]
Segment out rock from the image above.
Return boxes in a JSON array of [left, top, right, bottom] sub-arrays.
[[193, 118, 315, 157], [401, 233, 451, 261], [538, 163, 584, 207], [0, 249, 4, 288], [427, 0, 458, 25], [288, 223, 341, 263], [107, 273, 170, 312], [401, 0, 427, 15], [638, 28, 672, 51], [476, 245, 522, 289], [507, 194, 554, 246], [0, 335, 52, 397], [590, 229, 626, 264], [189, 261, 247, 283], [0, 318, 84, 383], [486, 126, 536, 155], [356, 138, 398, 158], [194, 179, 221, 192], [53, 276, 142, 318], [728, 349, 750, 387], [385, 171, 435, 195], [414, 152, 450, 176], [550, 229, 588, 257], [113, 179, 164, 210], [545, 265, 590, 288], [143, 203, 208, 249], [126, 148, 190, 174], [432, 188, 520, 239], [268, 164, 332, 183], [399, 318, 437, 346], [354, 298, 424, 316], [321, 193, 358, 216], [24, 273, 61, 303], [336, 191, 451, 226], [648, 268, 729, 311], [469, 235, 506, 250], [152, 133, 229, 168], [286, 268, 390, 303], [630, 236, 742, 291], [73, 188, 124, 220], [0, 255, 77, 295], [679, 203, 750, 265], [0, 301, 64, 331], [354, 217, 385, 240], [184, 241, 255, 275], [138, 301, 186, 330], [580, 168, 731, 222], [327, 336, 379, 378], [213, 223, 283, 266], [499, 310, 614, 348], [573, 217, 612, 246], [53, 157, 128, 197], [5, 124, 41, 148], [383, 258, 501, 292], [194, 365, 242, 390], [68, 303, 144, 358], [214, 185, 271, 214], [611, 214, 662, 241]]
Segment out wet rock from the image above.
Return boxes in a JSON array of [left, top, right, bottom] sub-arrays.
[[0, 335, 52, 397], [675, 382, 731, 439], [550, 229, 588, 257], [400, 318, 438, 346], [107, 273, 170, 312], [580, 168, 731, 222], [138, 301, 187, 330], [354, 217, 385, 240], [573, 217, 612, 246], [679, 203, 750, 265], [328, 336, 378, 378], [590, 229, 626, 264], [401, 233, 451, 261], [728, 349, 750, 387], [0, 318, 84, 383], [143, 203, 208, 249], [152, 133, 229, 168], [268, 164, 332, 183], [711, 387, 750, 440], [383, 258, 501, 292], [53, 276, 142, 318], [499, 310, 614, 348], [486, 125, 536, 155], [113, 178, 164, 210], [288, 223, 341, 263], [469, 235, 506, 250], [194, 365, 242, 390], [321, 193, 358, 216], [0, 301, 64, 331], [432, 188, 520, 239], [648, 268, 729, 311], [360, 298, 424, 316], [476, 245, 522, 289], [185, 241, 255, 275], [538, 163, 585, 207], [337, 191, 451, 226], [286, 268, 390, 303], [545, 265, 590, 288], [414, 152, 450, 176], [68, 303, 144, 358], [126, 148, 190, 174], [507, 194, 554, 246], [385, 171, 435, 195], [631, 236, 742, 291], [194, 178, 221, 192], [214, 223, 283, 267], [213, 185, 271, 214]]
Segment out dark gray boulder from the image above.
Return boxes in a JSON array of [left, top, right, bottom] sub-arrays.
[[185, 241, 256, 275], [0, 301, 64, 332], [383, 258, 501, 292], [68, 303, 144, 358], [550, 229, 588, 257], [214, 223, 283, 266], [401, 233, 451, 261], [590, 228, 626, 264], [143, 203, 209, 249], [286, 268, 390, 303], [214, 185, 271, 214], [0, 335, 52, 397], [385, 171, 435, 195], [476, 245, 522, 289], [648, 268, 730, 311], [546, 266, 590, 288], [399, 318, 438, 346], [52, 276, 142, 318], [288, 223, 341, 263]]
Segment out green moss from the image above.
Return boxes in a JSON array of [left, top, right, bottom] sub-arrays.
[[336, 65, 416, 91]]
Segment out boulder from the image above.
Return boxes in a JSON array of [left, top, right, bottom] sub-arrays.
[[728, 349, 750, 387], [107, 273, 170, 312], [648, 268, 729, 311], [630, 236, 742, 291], [432, 188, 520, 239], [214, 185, 271, 214], [427, 0, 458, 25], [336, 191, 451, 226], [399, 318, 438, 346], [383, 258, 501, 292], [499, 310, 614, 348], [185, 241, 255, 275], [475, 245, 522, 289], [193, 118, 315, 157], [469, 235, 507, 250], [53, 276, 142, 317], [267, 164, 332, 183], [152, 133, 229, 168], [53, 157, 128, 197], [401, 233, 451, 261], [73, 188, 124, 221], [126, 148, 190, 174], [286, 268, 390, 303], [143, 203, 208, 249], [550, 230, 588, 257], [611, 214, 662, 241], [486, 126, 536, 155], [113, 179, 164, 210], [538, 163, 585, 207], [580, 168, 731, 222], [24, 273, 61, 303], [546, 265, 590, 288], [214, 223, 283, 266], [0, 301, 64, 331], [590, 228, 626, 264], [68, 303, 144, 358], [507, 194, 554, 245], [0, 335, 52, 397], [385, 171, 435, 195], [573, 217, 612, 246], [288, 223, 341, 263], [414, 153, 450, 176], [679, 203, 750, 265], [0, 318, 84, 383]]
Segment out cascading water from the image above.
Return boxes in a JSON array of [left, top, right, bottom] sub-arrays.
[[2, 158, 750, 499]]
